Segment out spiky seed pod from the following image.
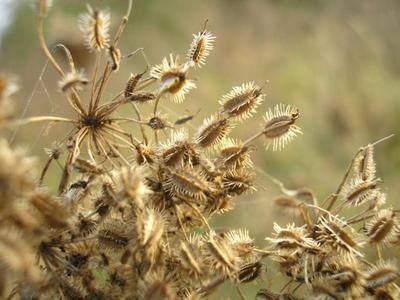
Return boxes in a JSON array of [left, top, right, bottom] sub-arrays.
[[58, 70, 89, 92], [187, 28, 215, 67], [216, 138, 252, 169], [72, 158, 103, 175], [222, 169, 255, 196], [136, 208, 165, 251], [150, 54, 196, 102], [35, 0, 53, 17], [0, 139, 35, 213], [225, 229, 255, 259], [202, 231, 238, 277], [365, 261, 399, 290], [237, 261, 262, 283], [178, 241, 203, 277], [219, 82, 264, 121], [135, 143, 156, 165], [196, 115, 232, 148], [160, 129, 198, 167], [116, 166, 151, 208], [342, 178, 381, 207], [97, 218, 134, 251], [365, 209, 397, 245], [354, 144, 376, 181], [29, 191, 69, 228], [266, 223, 318, 254], [108, 46, 121, 71], [79, 5, 110, 51], [0, 234, 38, 282], [164, 167, 209, 199], [316, 217, 362, 256], [128, 91, 156, 103], [124, 72, 145, 98], [263, 104, 302, 151]]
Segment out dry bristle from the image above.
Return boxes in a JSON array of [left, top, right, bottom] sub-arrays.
[[187, 28, 215, 68], [150, 54, 196, 103], [59, 70, 89, 92], [179, 241, 203, 276], [196, 115, 233, 148], [365, 209, 397, 245], [353, 144, 376, 181], [342, 178, 381, 207], [225, 229, 255, 259], [136, 143, 156, 165], [117, 166, 151, 208], [219, 82, 264, 121], [79, 5, 110, 51], [263, 104, 302, 151], [136, 208, 165, 251], [237, 261, 262, 283], [72, 158, 103, 175]]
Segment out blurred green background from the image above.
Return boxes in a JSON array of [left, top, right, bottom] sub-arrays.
[[1, 0, 400, 298]]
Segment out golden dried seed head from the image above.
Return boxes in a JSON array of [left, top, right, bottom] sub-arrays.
[[97, 218, 134, 251], [187, 27, 215, 68], [124, 72, 145, 98], [365, 209, 397, 244], [196, 115, 233, 148], [354, 144, 376, 181], [342, 178, 381, 207], [263, 104, 302, 151], [219, 82, 264, 121], [79, 5, 110, 51]]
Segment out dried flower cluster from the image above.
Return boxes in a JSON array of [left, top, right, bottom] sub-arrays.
[[0, 1, 398, 299]]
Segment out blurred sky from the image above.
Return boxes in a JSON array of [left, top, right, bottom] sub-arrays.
[[0, 0, 20, 48]]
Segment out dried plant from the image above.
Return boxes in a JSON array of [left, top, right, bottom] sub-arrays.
[[0, 1, 399, 299]]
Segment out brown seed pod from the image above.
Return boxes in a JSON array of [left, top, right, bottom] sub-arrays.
[[222, 169, 255, 196], [365, 261, 399, 289], [72, 158, 103, 175], [216, 138, 252, 169], [354, 144, 376, 181], [124, 71, 146, 98], [97, 218, 134, 251], [127, 91, 156, 103], [342, 178, 381, 207], [219, 82, 264, 121], [187, 25, 215, 68], [108, 46, 122, 71], [365, 209, 397, 245], [237, 261, 263, 283], [196, 115, 233, 148], [164, 167, 209, 199], [148, 116, 172, 130], [273, 196, 300, 209], [263, 104, 302, 151], [160, 129, 198, 167], [29, 191, 69, 228]]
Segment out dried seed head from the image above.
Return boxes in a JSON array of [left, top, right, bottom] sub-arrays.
[[35, 0, 53, 17], [225, 229, 255, 260], [365, 261, 399, 290], [79, 5, 110, 51], [203, 231, 238, 277], [116, 166, 151, 208], [97, 218, 134, 251], [108, 45, 121, 71], [219, 82, 264, 121], [136, 208, 165, 248], [160, 129, 197, 167], [150, 54, 196, 102], [127, 91, 156, 103], [354, 144, 376, 181], [72, 158, 103, 175], [59, 70, 89, 92], [124, 72, 145, 98], [196, 115, 233, 148], [316, 217, 362, 256], [263, 104, 302, 151], [342, 178, 381, 207], [178, 241, 203, 276], [222, 169, 255, 196], [164, 167, 209, 199], [217, 138, 252, 169], [365, 209, 397, 245], [237, 261, 263, 283], [0, 139, 35, 213], [135, 143, 156, 165], [29, 191, 69, 228], [148, 115, 172, 130], [187, 26, 215, 68]]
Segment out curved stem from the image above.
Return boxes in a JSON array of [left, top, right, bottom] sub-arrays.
[[243, 130, 264, 146], [5, 116, 76, 127]]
